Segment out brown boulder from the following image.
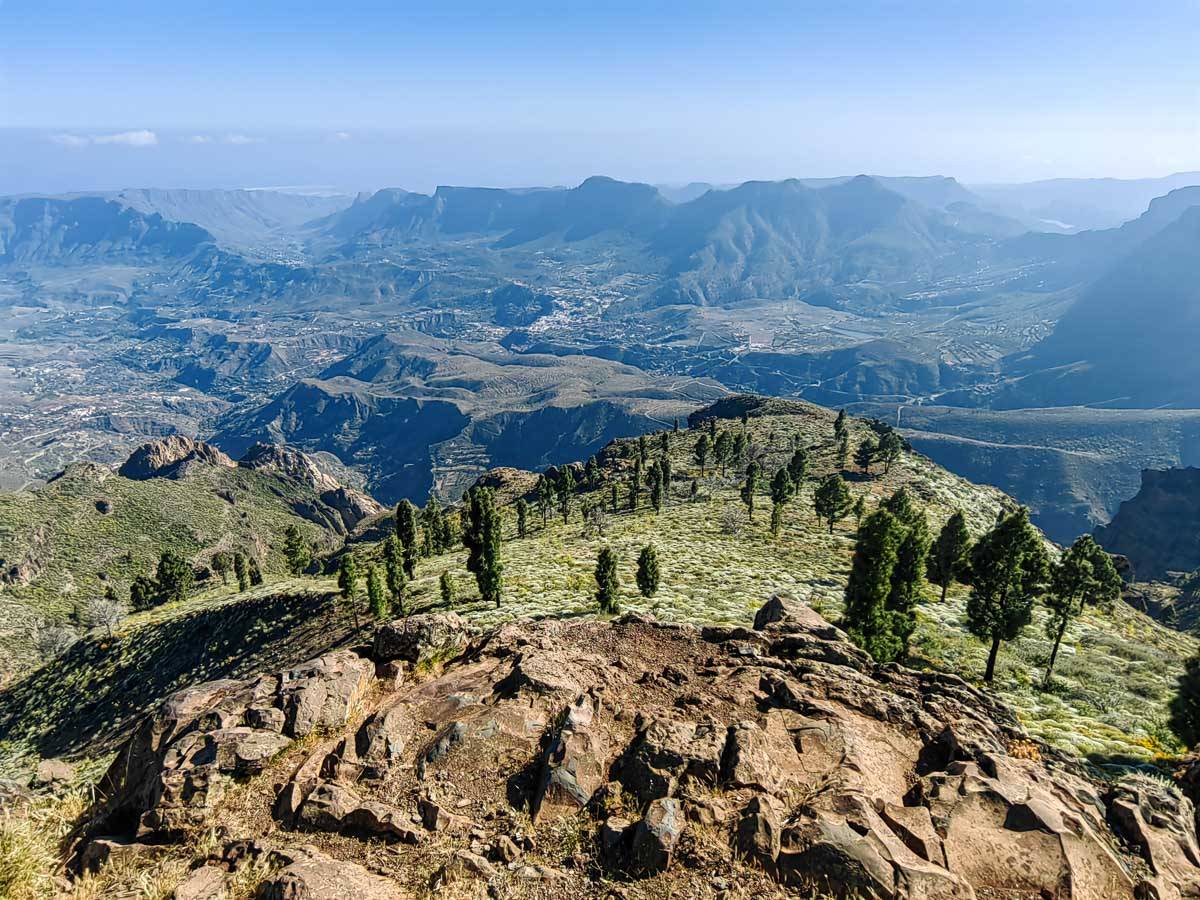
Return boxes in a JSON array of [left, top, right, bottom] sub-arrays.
[[372, 613, 469, 667], [257, 845, 405, 899]]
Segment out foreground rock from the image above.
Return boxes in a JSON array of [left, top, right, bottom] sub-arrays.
[[77, 599, 1200, 898]]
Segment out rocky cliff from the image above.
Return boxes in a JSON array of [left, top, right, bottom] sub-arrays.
[[74, 596, 1200, 898], [1095, 467, 1200, 580]]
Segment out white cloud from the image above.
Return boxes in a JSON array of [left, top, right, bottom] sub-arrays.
[[93, 130, 158, 146], [332, 131, 352, 142], [50, 130, 158, 148], [50, 133, 90, 147], [223, 133, 263, 145], [183, 134, 213, 144]]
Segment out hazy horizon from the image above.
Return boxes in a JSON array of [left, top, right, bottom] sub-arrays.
[[2, 1, 1196, 195]]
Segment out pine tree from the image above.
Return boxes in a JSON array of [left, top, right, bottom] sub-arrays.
[[694, 433, 710, 474], [337, 554, 360, 630], [714, 431, 732, 476], [558, 468, 577, 523], [283, 524, 312, 575], [1170, 655, 1200, 749], [156, 550, 193, 604], [383, 534, 406, 616], [130, 574, 159, 611], [463, 487, 504, 606], [638, 434, 649, 464], [883, 486, 921, 527], [595, 546, 619, 613], [440, 569, 456, 606], [248, 556, 263, 587], [836, 430, 850, 469], [731, 432, 747, 469], [537, 475, 554, 526], [787, 447, 808, 485], [673, 417, 680, 433], [834, 409, 847, 443], [855, 437, 878, 476], [769, 467, 794, 536], [928, 511, 971, 602], [741, 461, 760, 520], [886, 511, 930, 657], [234, 553, 249, 592], [852, 495, 867, 526], [516, 498, 528, 538], [660, 431, 670, 455], [966, 508, 1049, 682], [878, 431, 903, 474], [212, 551, 232, 585], [396, 499, 419, 578], [610, 482, 620, 512], [367, 565, 389, 620], [1043, 535, 1121, 686], [659, 456, 672, 506], [636, 545, 660, 598], [814, 474, 852, 533], [843, 509, 904, 662], [649, 462, 664, 512], [422, 496, 447, 556]]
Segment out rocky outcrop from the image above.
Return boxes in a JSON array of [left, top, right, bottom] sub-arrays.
[[118, 435, 235, 479], [78, 598, 1200, 898], [239, 442, 383, 532], [1096, 467, 1200, 580]]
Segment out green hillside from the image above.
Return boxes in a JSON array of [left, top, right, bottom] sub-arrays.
[[0, 458, 345, 677], [0, 398, 1190, 784]]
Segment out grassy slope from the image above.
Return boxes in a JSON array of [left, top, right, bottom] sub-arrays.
[[357, 400, 1194, 765], [0, 399, 1190, 781], [0, 462, 336, 676]]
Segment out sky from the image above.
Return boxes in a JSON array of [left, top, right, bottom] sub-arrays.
[[0, 0, 1197, 194]]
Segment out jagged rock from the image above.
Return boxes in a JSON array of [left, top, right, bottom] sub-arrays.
[[298, 781, 421, 844], [245, 705, 285, 733], [532, 695, 606, 821], [33, 757, 75, 787], [318, 486, 383, 532], [90, 599, 1200, 899], [1106, 774, 1200, 899], [736, 795, 782, 872], [173, 865, 229, 900], [79, 837, 169, 874], [119, 435, 234, 480], [753, 591, 815, 630], [494, 834, 522, 863], [434, 849, 499, 886], [621, 717, 726, 802], [257, 845, 402, 900], [279, 650, 375, 738], [629, 797, 684, 875], [418, 796, 472, 833], [372, 613, 469, 666], [777, 792, 974, 899], [237, 443, 341, 492], [721, 714, 803, 795], [356, 702, 413, 777]]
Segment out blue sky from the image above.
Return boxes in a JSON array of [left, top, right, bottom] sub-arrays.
[[0, 0, 1196, 193]]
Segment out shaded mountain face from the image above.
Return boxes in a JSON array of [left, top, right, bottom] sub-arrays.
[[1095, 467, 1200, 579], [212, 333, 724, 504], [0, 196, 212, 264], [1005, 205, 1200, 407]]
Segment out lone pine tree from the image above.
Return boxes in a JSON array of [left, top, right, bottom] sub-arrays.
[[636, 544, 660, 598], [595, 546, 619, 614], [928, 511, 971, 603], [966, 508, 1049, 683]]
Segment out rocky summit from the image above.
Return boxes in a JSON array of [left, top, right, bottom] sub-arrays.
[[71, 595, 1200, 898]]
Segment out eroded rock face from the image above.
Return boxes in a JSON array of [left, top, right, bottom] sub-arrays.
[[372, 613, 469, 666], [83, 597, 1200, 899], [118, 435, 235, 480]]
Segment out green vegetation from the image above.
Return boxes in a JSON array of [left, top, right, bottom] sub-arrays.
[[928, 511, 971, 603], [595, 546, 619, 614], [636, 545, 660, 598]]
